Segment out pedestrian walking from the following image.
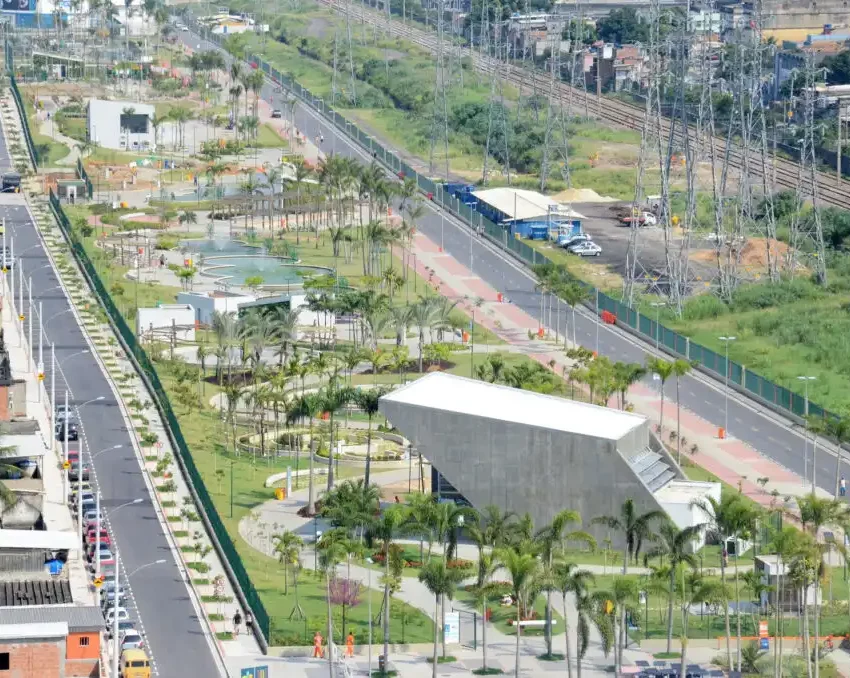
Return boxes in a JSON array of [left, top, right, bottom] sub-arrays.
[[232, 610, 242, 637], [245, 611, 253, 635], [345, 632, 355, 658], [841, 476, 847, 497], [312, 631, 324, 658]]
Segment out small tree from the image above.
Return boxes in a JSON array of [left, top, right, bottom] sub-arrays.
[[245, 275, 264, 293]]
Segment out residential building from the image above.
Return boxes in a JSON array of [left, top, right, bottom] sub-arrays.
[[86, 99, 155, 152], [688, 8, 722, 33]]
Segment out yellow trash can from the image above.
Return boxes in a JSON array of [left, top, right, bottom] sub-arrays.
[[275, 487, 285, 501]]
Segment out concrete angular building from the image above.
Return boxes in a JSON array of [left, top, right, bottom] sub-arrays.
[[380, 373, 718, 548]]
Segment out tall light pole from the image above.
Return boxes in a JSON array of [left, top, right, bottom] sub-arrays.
[[95, 492, 136, 579], [718, 336, 736, 438], [63, 390, 70, 500], [650, 301, 665, 350], [798, 375, 817, 491], [75, 396, 106, 545], [112, 556, 166, 678], [26, 277, 32, 372], [37, 300, 43, 403]]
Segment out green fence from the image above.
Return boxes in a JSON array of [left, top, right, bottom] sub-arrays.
[[202, 25, 844, 424], [48, 191, 271, 645], [76, 157, 94, 199], [9, 74, 38, 168]]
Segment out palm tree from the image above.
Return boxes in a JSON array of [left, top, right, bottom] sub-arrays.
[[292, 157, 312, 244], [372, 506, 407, 670], [178, 210, 197, 231], [643, 521, 702, 654], [314, 381, 355, 492], [354, 387, 388, 487], [612, 361, 646, 410], [553, 561, 595, 678], [677, 574, 729, 678], [560, 281, 590, 349], [691, 493, 751, 671], [596, 576, 639, 675], [798, 493, 848, 678], [411, 296, 438, 373], [671, 359, 696, 463], [645, 356, 675, 433], [418, 561, 465, 678], [496, 543, 541, 678], [286, 393, 323, 514], [767, 525, 803, 678], [536, 510, 595, 659], [593, 498, 663, 659], [272, 530, 303, 596], [406, 493, 438, 566], [316, 531, 346, 664]]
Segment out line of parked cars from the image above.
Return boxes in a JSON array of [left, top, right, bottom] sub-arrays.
[[558, 232, 602, 257], [62, 405, 150, 677]]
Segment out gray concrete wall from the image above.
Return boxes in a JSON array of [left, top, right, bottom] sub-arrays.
[[763, 0, 850, 29], [381, 400, 664, 549]]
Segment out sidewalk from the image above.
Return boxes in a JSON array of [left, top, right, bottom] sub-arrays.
[[404, 229, 830, 513]]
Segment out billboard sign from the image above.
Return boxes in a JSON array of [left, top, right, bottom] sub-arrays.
[[1, 0, 35, 12]]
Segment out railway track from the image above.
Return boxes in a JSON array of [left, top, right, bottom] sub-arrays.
[[317, 0, 850, 210]]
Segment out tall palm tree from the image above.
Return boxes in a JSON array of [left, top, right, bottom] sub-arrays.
[[560, 281, 589, 349], [372, 506, 407, 670], [270, 306, 298, 366], [596, 576, 639, 675], [671, 358, 696, 463], [536, 509, 595, 658], [497, 543, 541, 678], [767, 525, 803, 678], [677, 574, 729, 678], [314, 381, 355, 492], [316, 531, 346, 666], [411, 296, 439, 373], [553, 561, 595, 678], [354, 387, 388, 487], [798, 493, 848, 678], [292, 157, 312, 244], [418, 561, 465, 678], [643, 521, 702, 654], [271, 530, 303, 596], [593, 499, 664, 661], [691, 493, 750, 671], [646, 356, 675, 433], [286, 393, 323, 514]]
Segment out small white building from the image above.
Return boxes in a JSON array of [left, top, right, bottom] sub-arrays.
[[87, 99, 156, 152], [177, 291, 257, 325], [756, 554, 822, 610], [136, 305, 196, 342], [237, 293, 335, 331], [654, 479, 721, 551]]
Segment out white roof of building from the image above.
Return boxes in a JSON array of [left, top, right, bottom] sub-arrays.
[[381, 372, 645, 440], [88, 98, 155, 116], [471, 188, 585, 222], [0, 529, 80, 551], [0, 622, 68, 640]]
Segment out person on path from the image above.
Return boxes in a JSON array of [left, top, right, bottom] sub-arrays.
[[313, 631, 324, 658], [232, 610, 242, 637], [841, 476, 847, 497], [245, 611, 253, 635], [345, 632, 354, 658]]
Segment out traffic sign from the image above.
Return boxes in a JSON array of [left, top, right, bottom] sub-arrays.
[[760, 638, 769, 650], [93, 576, 104, 588], [758, 620, 768, 638], [18, 314, 23, 321], [62, 460, 71, 470]]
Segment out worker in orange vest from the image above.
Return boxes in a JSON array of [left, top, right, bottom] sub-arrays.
[[345, 632, 355, 658], [312, 631, 324, 658]]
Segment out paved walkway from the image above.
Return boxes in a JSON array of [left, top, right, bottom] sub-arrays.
[[228, 467, 655, 678]]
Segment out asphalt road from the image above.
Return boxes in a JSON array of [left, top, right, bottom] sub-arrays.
[[179, 26, 850, 501], [0, 128, 221, 675]]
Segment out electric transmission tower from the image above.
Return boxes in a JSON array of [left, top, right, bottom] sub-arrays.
[[540, 50, 571, 191], [428, 0, 451, 180]]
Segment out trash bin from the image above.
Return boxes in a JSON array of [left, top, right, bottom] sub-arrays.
[[274, 487, 285, 500], [378, 655, 386, 672]]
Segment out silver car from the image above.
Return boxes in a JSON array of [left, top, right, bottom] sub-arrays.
[[120, 633, 145, 651]]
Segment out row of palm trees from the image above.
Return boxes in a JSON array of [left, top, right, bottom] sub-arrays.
[[274, 473, 850, 678]]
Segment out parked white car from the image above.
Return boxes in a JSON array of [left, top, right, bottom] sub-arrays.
[[569, 241, 602, 257], [103, 606, 130, 625]]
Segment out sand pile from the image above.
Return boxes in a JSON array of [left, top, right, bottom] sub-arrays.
[[691, 237, 792, 272], [552, 187, 619, 203]]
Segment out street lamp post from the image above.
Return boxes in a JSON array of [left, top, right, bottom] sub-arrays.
[[96, 492, 137, 579], [366, 557, 374, 675], [75, 397, 106, 545], [718, 336, 736, 438], [650, 302, 665, 350], [63, 390, 70, 500], [111, 555, 166, 678], [798, 375, 817, 491]]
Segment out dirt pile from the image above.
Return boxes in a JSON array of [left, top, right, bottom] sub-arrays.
[[552, 187, 618, 203], [691, 237, 793, 273]]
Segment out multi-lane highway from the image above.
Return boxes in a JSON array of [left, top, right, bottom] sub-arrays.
[[180, 25, 849, 501], [0, 117, 223, 676]]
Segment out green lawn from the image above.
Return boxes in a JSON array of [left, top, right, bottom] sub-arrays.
[[254, 123, 288, 149]]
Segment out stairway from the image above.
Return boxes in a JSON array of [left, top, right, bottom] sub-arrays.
[[629, 448, 676, 494]]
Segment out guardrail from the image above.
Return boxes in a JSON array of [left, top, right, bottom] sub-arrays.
[[47, 190, 271, 650], [8, 74, 38, 168], [195, 26, 836, 427]]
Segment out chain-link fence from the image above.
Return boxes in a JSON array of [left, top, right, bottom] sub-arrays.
[[9, 74, 38, 167], [76, 157, 93, 199]]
